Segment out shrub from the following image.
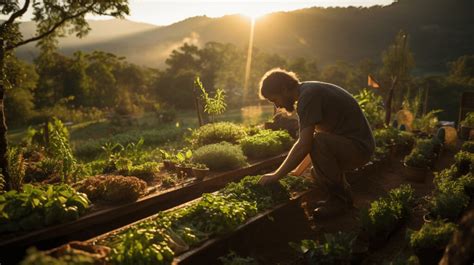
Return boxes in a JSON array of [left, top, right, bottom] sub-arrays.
[[403, 138, 438, 168], [461, 112, 474, 127], [291, 232, 354, 265], [239, 129, 293, 159], [191, 142, 247, 171], [461, 141, 474, 153], [190, 122, 247, 147], [429, 178, 469, 221], [454, 151, 474, 175], [409, 220, 456, 251], [361, 185, 415, 240], [77, 175, 147, 203]]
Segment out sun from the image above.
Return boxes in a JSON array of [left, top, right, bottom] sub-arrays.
[[239, 7, 270, 20]]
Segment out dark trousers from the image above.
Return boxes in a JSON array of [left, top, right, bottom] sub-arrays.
[[309, 132, 372, 202]]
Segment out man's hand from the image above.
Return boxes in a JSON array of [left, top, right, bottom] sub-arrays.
[[258, 173, 280, 185]]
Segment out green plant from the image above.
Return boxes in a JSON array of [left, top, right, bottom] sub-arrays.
[[454, 151, 474, 175], [461, 112, 474, 127], [0, 184, 90, 233], [355, 89, 385, 128], [409, 220, 456, 251], [47, 118, 77, 182], [77, 175, 147, 203], [122, 162, 161, 182], [239, 130, 293, 159], [461, 141, 474, 153], [403, 138, 438, 168], [7, 147, 26, 191], [413, 109, 442, 133], [428, 178, 469, 221], [290, 232, 355, 265], [191, 122, 247, 147], [195, 76, 227, 122], [96, 175, 307, 263], [360, 185, 415, 241], [110, 226, 174, 265], [192, 142, 247, 171]]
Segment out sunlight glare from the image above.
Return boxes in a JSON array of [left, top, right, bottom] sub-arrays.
[[240, 7, 270, 20]]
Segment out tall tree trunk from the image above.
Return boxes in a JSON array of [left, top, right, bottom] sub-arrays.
[[0, 40, 11, 190]]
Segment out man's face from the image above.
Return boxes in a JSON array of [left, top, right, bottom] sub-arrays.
[[267, 93, 296, 113]]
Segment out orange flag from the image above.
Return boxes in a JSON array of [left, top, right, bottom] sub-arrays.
[[368, 75, 380, 88]]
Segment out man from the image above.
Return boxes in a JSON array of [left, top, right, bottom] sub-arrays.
[[258, 68, 375, 219]]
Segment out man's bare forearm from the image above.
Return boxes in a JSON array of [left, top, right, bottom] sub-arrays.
[[273, 141, 310, 178]]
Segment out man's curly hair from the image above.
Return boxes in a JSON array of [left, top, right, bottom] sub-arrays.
[[259, 68, 300, 100]]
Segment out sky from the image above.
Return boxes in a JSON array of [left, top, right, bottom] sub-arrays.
[[5, 0, 394, 26], [126, 0, 394, 26]]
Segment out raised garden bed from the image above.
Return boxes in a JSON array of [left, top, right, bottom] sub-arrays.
[[19, 175, 312, 265], [0, 153, 287, 251]]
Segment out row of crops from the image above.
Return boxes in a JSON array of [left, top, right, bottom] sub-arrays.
[[19, 175, 311, 264], [288, 139, 474, 264]]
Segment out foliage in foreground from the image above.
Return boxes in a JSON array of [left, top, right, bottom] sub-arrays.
[[291, 232, 355, 265], [100, 175, 310, 265], [360, 184, 415, 241], [0, 184, 90, 233], [408, 220, 456, 251]]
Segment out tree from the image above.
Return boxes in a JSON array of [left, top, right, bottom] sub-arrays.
[[379, 30, 415, 111], [0, 0, 129, 190]]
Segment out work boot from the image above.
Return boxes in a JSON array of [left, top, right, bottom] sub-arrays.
[[312, 195, 352, 220]]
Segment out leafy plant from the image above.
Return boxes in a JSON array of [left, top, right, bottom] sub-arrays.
[[77, 175, 147, 203], [360, 185, 415, 241], [461, 112, 474, 127], [354, 89, 385, 128], [461, 141, 474, 153], [191, 122, 247, 147], [403, 138, 438, 168], [110, 226, 174, 265], [454, 151, 474, 176], [47, 118, 77, 182], [192, 142, 247, 171], [408, 220, 456, 251], [290, 232, 355, 265], [413, 109, 442, 134], [428, 177, 469, 221], [7, 147, 26, 191], [195, 76, 227, 122], [239, 129, 293, 159], [94, 175, 307, 264], [0, 184, 90, 233]]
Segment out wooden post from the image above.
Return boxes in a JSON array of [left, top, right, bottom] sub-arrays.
[[422, 86, 429, 116], [0, 39, 11, 190]]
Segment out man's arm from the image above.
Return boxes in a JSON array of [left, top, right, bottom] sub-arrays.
[[259, 125, 315, 185]]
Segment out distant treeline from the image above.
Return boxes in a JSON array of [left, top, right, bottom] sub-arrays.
[[6, 38, 474, 128]]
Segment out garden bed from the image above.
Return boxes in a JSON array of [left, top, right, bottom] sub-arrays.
[[0, 153, 287, 250]]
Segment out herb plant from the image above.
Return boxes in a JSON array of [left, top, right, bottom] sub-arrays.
[[239, 129, 293, 159], [191, 142, 247, 171]]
